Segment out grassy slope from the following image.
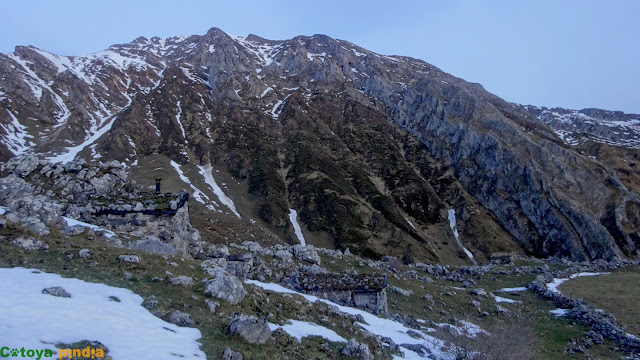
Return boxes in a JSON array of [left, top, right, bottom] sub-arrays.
[[0, 217, 633, 359], [0, 223, 387, 360], [559, 265, 640, 336]]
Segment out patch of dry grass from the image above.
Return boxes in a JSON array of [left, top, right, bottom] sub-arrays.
[[559, 266, 640, 336]]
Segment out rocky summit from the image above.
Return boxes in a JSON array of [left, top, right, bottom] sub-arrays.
[[2, 25, 640, 360], [2, 27, 640, 264]]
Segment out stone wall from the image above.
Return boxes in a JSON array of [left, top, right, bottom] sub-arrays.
[[294, 273, 388, 314], [528, 260, 640, 354]]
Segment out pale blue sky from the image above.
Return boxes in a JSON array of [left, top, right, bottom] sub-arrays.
[[2, 0, 639, 113]]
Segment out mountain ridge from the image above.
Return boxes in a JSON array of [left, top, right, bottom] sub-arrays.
[[1, 26, 639, 263]]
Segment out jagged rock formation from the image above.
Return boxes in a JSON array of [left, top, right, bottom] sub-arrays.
[[0, 155, 203, 257], [1, 28, 639, 262]]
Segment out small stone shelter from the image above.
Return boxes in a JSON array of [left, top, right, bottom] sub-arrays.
[[294, 273, 388, 314]]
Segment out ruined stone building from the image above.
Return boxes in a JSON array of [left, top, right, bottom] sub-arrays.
[[294, 273, 388, 314]]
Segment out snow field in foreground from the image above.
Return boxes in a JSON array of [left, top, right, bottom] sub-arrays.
[[0, 267, 205, 360]]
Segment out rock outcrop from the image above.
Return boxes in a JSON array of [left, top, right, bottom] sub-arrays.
[[341, 339, 373, 360], [204, 268, 246, 305], [0, 156, 204, 257], [228, 315, 272, 344]]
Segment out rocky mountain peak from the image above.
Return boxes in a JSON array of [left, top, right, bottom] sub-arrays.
[[1, 27, 640, 264]]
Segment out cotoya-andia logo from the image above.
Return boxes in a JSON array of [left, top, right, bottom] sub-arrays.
[[0, 346, 105, 359]]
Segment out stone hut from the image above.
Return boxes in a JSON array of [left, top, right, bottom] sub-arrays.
[[294, 273, 388, 314]]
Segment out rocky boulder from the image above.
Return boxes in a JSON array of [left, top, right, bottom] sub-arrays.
[[78, 249, 91, 259], [228, 315, 272, 344], [274, 249, 293, 262], [117, 255, 140, 263], [204, 299, 220, 314], [42, 286, 71, 298], [10, 237, 49, 251], [341, 339, 373, 360], [204, 268, 246, 304], [221, 348, 242, 360], [292, 245, 321, 265], [168, 310, 195, 327], [11, 154, 41, 178], [169, 275, 194, 287], [170, 202, 203, 258]]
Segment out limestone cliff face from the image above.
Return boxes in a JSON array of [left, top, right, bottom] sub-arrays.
[[1, 27, 638, 262]]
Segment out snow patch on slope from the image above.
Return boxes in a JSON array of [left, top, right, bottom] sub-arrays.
[[288, 209, 306, 246], [534, 107, 640, 149], [170, 161, 218, 211], [546, 272, 609, 294], [307, 51, 326, 63], [47, 112, 120, 163], [227, 33, 282, 66], [0, 267, 206, 359], [494, 295, 520, 304], [448, 209, 477, 265], [1, 110, 34, 155], [175, 101, 187, 141], [197, 164, 240, 218], [269, 320, 346, 343], [405, 218, 417, 231]]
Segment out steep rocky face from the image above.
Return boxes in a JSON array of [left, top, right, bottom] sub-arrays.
[[1, 27, 639, 262]]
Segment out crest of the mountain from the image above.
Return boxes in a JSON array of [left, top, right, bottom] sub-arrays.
[[1, 27, 639, 263]]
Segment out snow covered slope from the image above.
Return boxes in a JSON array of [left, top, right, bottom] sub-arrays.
[[522, 105, 640, 149], [0, 267, 206, 360]]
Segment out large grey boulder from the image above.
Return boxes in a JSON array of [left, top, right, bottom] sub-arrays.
[[341, 339, 373, 360], [291, 245, 321, 265], [13, 154, 40, 178], [209, 245, 230, 258], [0, 174, 35, 202], [204, 269, 246, 305], [274, 249, 293, 262], [226, 253, 254, 279], [168, 310, 195, 327], [228, 315, 272, 344]]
